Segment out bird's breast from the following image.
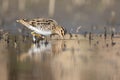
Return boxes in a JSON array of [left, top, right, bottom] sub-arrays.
[[38, 30, 52, 35]]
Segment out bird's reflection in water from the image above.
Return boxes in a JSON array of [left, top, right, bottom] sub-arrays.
[[28, 41, 52, 55], [19, 40, 65, 62]]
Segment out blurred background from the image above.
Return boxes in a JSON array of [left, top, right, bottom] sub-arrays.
[[0, 0, 120, 33]]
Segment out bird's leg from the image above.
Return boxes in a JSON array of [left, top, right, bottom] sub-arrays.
[[31, 32, 38, 43], [31, 32, 45, 43], [31, 32, 36, 43], [59, 34, 64, 39]]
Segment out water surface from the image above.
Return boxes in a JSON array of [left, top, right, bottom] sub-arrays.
[[0, 35, 120, 80]]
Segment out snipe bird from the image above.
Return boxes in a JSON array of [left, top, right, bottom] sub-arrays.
[[17, 18, 66, 41]]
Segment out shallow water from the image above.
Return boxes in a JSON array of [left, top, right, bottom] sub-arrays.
[[0, 35, 120, 80]]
